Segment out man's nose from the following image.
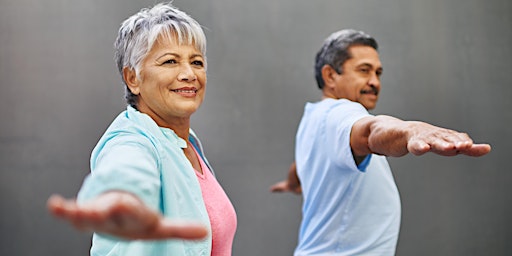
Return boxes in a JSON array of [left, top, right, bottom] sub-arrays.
[[368, 72, 380, 88]]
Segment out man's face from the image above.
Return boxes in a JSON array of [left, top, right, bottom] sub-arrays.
[[327, 45, 382, 110]]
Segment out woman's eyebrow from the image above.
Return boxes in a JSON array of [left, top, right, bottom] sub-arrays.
[[156, 52, 179, 60]]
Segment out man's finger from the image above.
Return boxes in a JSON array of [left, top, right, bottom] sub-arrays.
[[461, 144, 491, 157]]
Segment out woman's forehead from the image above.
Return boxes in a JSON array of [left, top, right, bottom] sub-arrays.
[[152, 33, 202, 52]]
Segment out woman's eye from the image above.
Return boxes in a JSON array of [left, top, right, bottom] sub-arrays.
[[163, 59, 177, 64], [192, 60, 204, 67]]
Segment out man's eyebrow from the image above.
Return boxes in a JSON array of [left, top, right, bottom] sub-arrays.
[[356, 63, 383, 71], [355, 63, 373, 69]]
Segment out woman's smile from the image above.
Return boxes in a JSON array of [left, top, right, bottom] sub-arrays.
[[171, 86, 199, 97]]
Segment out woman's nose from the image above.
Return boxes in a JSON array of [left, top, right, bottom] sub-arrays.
[[177, 64, 197, 81]]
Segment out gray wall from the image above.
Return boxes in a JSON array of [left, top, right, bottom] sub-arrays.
[[1, 0, 510, 255]]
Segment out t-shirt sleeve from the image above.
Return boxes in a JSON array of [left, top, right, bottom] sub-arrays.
[[77, 134, 161, 211], [325, 101, 371, 172]]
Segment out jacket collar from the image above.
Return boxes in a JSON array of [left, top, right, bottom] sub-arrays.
[[126, 106, 188, 148]]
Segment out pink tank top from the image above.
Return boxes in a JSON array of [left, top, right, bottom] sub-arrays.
[[192, 146, 237, 256]]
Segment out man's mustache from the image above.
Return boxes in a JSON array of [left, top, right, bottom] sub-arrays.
[[360, 86, 379, 95]]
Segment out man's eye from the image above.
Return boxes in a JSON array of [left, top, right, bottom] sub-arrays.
[[192, 60, 204, 66], [359, 68, 370, 73]]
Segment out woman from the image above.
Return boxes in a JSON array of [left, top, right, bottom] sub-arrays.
[[47, 2, 237, 255]]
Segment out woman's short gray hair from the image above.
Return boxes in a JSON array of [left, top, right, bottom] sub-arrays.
[[114, 2, 207, 108], [314, 29, 378, 89]]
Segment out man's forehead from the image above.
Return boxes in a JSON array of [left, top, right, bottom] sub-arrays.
[[347, 46, 382, 67]]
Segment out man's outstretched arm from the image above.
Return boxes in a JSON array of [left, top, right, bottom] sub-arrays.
[[270, 162, 301, 194], [271, 115, 491, 195], [350, 115, 491, 158]]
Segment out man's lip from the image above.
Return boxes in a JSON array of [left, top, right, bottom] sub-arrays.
[[360, 88, 379, 95]]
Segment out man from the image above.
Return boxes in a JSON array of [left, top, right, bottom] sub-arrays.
[[271, 29, 491, 255]]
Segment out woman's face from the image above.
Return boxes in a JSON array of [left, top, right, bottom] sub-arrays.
[[125, 36, 206, 126]]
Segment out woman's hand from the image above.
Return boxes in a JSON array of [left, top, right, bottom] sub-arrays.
[[47, 192, 208, 240]]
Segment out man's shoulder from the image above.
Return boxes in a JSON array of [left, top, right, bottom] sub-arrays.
[[309, 98, 364, 110], [317, 98, 368, 117]]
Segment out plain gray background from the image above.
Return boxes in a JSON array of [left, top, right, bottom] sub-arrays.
[[1, 0, 510, 255]]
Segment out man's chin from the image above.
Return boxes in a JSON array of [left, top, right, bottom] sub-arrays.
[[362, 102, 377, 110]]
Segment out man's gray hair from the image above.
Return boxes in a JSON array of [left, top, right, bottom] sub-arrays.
[[314, 29, 378, 89], [114, 2, 207, 108]]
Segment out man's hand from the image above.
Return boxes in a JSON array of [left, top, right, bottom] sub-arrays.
[[47, 192, 208, 240], [270, 180, 302, 194], [270, 162, 302, 194], [404, 121, 491, 157]]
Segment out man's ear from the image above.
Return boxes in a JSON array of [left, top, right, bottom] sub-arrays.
[[321, 64, 338, 89], [123, 67, 140, 95]]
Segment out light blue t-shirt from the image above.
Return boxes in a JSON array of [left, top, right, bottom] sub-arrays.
[[77, 106, 212, 256], [295, 98, 401, 256]]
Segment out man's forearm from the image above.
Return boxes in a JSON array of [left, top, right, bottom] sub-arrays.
[[367, 115, 411, 157]]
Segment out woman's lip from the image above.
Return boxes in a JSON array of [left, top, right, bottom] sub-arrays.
[[171, 88, 198, 92], [171, 88, 198, 97]]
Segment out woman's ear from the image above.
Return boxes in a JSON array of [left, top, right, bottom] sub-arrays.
[[123, 67, 140, 95], [321, 64, 338, 89]]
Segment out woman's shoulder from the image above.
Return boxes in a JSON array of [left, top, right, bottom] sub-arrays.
[[94, 109, 160, 150]]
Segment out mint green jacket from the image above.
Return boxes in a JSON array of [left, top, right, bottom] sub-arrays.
[[78, 106, 212, 256]]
